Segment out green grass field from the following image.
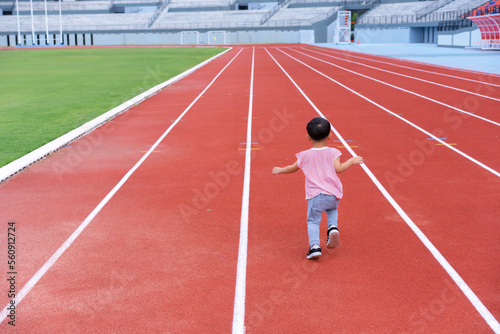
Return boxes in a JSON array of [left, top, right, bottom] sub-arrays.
[[0, 46, 227, 167]]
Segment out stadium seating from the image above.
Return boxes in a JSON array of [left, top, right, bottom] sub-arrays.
[[152, 9, 267, 29], [270, 6, 338, 23], [0, 13, 151, 33], [358, 2, 431, 24], [469, 0, 500, 15], [436, 0, 491, 12], [14, 1, 111, 14]]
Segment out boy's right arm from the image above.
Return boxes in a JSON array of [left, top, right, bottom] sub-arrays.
[[273, 161, 299, 175]]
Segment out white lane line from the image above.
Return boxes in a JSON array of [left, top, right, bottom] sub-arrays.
[[276, 48, 500, 178], [232, 46, 254, 334], [312, 46, 500, 88], [0, 47, 244, 325], [289, 48, 500, 128], [265, 47, 500, 334], [302, 47, 500, 103]]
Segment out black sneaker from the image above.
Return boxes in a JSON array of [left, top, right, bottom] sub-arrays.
[[307, 244, 321, 259], [326, 226, 339, 249]]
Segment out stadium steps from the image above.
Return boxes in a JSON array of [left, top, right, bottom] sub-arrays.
[[148, 0, 170, 27], [260, 0, 291, 25]]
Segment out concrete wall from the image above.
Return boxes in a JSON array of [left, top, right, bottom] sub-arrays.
[[437, 27, 479, 47], [355, 27, 411, 43], [0, 29, 316, 46]]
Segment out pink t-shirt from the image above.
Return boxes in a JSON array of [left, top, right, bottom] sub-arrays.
[[296, 147, 343, 200]]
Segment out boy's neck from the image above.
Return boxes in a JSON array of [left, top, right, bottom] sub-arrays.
[[311, 138, 329, 148]]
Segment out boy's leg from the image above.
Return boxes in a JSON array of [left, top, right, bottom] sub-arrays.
[[325, 198, 339, 229], [326, 197, 340, 248], [306, 195, 323, 247]]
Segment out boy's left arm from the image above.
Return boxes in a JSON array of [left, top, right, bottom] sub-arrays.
[[273, 161, 299, 175], [334, 156, 363, 173]]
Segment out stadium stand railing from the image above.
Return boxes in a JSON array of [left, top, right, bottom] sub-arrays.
[[148, 0, 170, 27], [260, 0, 292, 25]]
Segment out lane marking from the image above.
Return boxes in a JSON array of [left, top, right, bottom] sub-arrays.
[[289, 48, 500, 128], [265, 47, 500, 334], [0, 48, 245, 325], [232, 46, 255, 334], [311, 46, 500, 88], [277, 48, 500, 178]]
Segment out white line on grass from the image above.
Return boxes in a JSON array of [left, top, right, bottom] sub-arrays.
[[289, 48, 500, 128], [265, 47, 500, 334], [302, 47, 500, 102], [277, 48, 500, 178], [0, 48, 244, 325], [0, 47, 233, 184], [312, 46, 500, 88], [232, 46, 255, 334]]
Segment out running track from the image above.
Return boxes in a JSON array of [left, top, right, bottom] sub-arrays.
[[0, 45, 498, 333]]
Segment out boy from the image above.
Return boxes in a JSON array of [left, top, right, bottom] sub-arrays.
[[272, 117, 363, 260]]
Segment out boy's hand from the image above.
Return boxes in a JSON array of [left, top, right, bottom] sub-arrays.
[[272, 167, 281, 175], [353, 156, 364, 164]]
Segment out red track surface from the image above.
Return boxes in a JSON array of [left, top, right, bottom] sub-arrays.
[[0, 45, 498, 333]]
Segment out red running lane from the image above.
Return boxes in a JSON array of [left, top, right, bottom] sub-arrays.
[[0, 47, 250, 332], [258, 46, 499, 331], [308, 45, 500, 85], [294, 46, 500, 125]]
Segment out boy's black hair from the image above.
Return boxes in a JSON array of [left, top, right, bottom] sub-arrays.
[[306, 117, 331, 141]]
